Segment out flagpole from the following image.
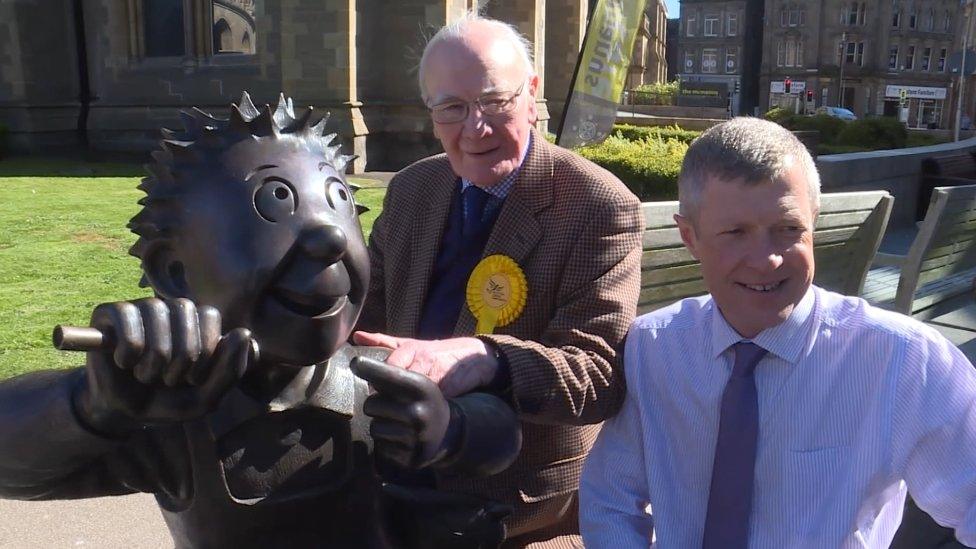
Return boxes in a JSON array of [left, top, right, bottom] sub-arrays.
[[555, 0, 600, 146]]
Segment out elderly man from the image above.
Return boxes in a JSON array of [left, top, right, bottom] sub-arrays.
[[579, 117, 976, 548], [353, 13, 643, 547]]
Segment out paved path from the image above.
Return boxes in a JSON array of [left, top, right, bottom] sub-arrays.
[[0, 493, 169, 548]]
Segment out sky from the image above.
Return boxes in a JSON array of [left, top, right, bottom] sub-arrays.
[[664, 0, 679, 18]]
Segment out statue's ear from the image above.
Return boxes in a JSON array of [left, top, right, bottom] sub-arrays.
[[142, 243, 190, 300]]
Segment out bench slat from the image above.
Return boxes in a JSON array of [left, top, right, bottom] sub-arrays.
[[637, 191, 892, 313]]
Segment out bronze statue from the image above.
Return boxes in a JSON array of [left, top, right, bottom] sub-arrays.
[[0, 93, 520, 548]]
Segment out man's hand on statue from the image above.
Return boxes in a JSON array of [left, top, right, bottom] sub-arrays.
[[349, 356, 455, 469], [351, 332, 499, 397], [74, 298, 256, 437]]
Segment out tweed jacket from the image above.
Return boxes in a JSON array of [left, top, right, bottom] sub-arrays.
[[357, 129, 643, 536]]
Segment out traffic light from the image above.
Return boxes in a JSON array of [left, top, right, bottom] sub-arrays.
[[806, 90, 814, 102], [784, 78, 792, 94]]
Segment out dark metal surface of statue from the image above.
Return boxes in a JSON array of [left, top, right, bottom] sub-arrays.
[[0, 93, 521, 549]]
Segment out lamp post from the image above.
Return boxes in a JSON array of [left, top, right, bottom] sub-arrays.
[[955, 2, 975, 141], [838, 32, 848, 108]]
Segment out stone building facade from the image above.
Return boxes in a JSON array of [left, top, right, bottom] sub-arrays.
[[676, 0, 749, 113], [760, 0, 959, 128], [626, 0, 669, 90], [0, 0, 590, 171], [949, 0, 976, 131]]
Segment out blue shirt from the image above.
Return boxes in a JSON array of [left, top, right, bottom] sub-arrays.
[[580, 286, 976, 548], [459, 133, 531, 222]]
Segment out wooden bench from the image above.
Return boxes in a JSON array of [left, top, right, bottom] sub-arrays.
[[637, 190, 894, 314], [863, 184, 976, 316], [918, 153, 976, 220]]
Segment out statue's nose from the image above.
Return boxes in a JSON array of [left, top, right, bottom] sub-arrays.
[[300, 224, 347, 262]]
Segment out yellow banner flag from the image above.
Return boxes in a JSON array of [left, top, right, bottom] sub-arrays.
[[557, 0, 648, 149]]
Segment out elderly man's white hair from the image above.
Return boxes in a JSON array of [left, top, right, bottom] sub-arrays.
[[417, 12, 536, 102], [678, 117, 821, 220]]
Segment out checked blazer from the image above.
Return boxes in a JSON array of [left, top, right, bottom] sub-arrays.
[[357, 128, 643, 540]]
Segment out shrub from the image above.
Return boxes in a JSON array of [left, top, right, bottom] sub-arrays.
[[630, 81, 679, 105], [786, 114, 847, 144], [575, 134, 687, 200], [763, 107, 792, 124], [611, 124, 700, 145], [835, 117, 907, 150], [906, 132, 948, 148]]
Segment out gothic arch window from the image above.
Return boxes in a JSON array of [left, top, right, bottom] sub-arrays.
[[213, 18, 233, 53], [128, 0, 258, 60]]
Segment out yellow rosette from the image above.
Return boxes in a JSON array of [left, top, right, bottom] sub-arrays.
[[466, 254, 527, 335]]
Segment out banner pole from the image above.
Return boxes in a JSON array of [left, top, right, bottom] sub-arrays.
[[555, 0, 600, 146]]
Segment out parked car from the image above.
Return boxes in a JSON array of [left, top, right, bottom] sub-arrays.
[[816, 106, 857, 121]]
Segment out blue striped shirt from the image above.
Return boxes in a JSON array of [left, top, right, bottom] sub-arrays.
[[580, 286, 976, 548], [459, 133, 531, 221]]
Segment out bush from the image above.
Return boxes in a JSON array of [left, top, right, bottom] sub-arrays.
[[763, 107, 792, 124], [906, 132, 949, 148], [629, 81, 679, 105], [611, 124, 700, 145], [575, 134, 687, 200], [786, 114, 847, 144], [835, 117, 907, 150]]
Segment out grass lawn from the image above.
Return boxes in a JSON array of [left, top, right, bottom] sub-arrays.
[[0, 157, 385, 380]]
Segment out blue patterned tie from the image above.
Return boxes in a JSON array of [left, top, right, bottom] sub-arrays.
[[702, 342, 768, 549], [462, 185, 491, 238]]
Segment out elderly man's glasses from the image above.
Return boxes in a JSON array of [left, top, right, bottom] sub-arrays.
[[427, 82, 526, 124]]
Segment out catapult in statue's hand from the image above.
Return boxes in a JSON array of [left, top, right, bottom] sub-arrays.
[[72, 298, 257, 437]]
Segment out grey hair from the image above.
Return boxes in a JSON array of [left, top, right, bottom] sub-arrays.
[[678, 117, 821, 220], [417, 11, 536, 102]]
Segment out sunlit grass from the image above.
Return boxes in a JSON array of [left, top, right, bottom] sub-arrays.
[[0, 158, 385, 379]]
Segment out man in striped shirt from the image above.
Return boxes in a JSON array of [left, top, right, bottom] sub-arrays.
[[580, 117, 976, 548]]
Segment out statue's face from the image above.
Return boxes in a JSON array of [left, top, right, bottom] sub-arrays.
[[171, 138, 369, 366]]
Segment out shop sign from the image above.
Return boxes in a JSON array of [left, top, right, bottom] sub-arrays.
[[884, 85, 947, 100], [770, 81, 806, 94]]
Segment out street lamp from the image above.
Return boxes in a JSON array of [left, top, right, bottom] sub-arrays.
[[955, 2, 976, 141], [838, 32, 848, 108]]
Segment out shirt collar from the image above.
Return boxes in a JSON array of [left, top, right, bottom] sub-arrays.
[[709, 285, 817, 364], [460, 132, 533, 200]]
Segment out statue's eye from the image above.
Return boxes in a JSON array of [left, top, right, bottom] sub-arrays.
[[254, 177, 297, 222], [325, 178, 355, 216]]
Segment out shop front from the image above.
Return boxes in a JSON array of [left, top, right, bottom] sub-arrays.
[[768, 79, 809, 114], [884, 85, 947, 129]]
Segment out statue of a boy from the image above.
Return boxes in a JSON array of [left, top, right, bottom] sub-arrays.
[[0, 93, 520, 548]]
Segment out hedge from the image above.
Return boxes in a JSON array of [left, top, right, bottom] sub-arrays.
[[611, 124, 700, 145], [835, 117, 907, 150], [576, 133, 687, 200]]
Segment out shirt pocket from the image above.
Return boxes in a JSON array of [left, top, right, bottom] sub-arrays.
[[780, 446, 854, 540]]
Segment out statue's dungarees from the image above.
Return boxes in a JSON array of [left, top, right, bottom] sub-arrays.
[[156, 345, 396, 548]]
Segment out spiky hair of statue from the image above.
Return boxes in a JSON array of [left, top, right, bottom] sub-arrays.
[[127, 91, 360, 288]]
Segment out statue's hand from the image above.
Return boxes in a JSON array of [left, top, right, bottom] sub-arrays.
[[74, 298, 256, 437], [350, 356, 454, 469]]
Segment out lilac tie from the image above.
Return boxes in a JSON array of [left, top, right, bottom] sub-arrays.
[[702, 342, 768, 549]]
